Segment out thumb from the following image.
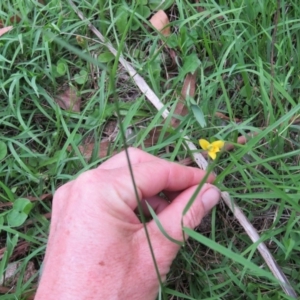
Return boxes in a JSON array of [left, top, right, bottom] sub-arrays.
[[146, 183, 220, 273]]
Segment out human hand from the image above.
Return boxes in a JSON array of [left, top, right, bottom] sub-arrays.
[[35, 148, 220, 299]]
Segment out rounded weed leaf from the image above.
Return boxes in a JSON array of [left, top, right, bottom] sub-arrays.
[[56, 60, 68, 76], [191, 104, 207, 128], [98, 52, 115, 63], [116, 5, 129, 35], [7, 198, 34, 227], [136, 5, 151, 19], [74, 70, 88, 85]]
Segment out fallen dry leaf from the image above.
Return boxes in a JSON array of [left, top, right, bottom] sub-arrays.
[[26, 193, 52, 202], [166, 48, 178, 72], [0, 15, 22, 28], [143, 126, 162, 147], [224, 133, 258, 152], [0, 26, 13, 36], [143, 68, 198, 147], [149, 10, 170, 36], [0, 260, 36, 284], [0, 241, 29, 261], [68, 121, 119, 160], [144, 71, 197, 146], [78, 141, 110, 159], [69, 140, 112, 160], [171, 71, 197, 128], [215, 112, 242, 122], [54, 86, 81, 112], [181, 72, 197, 100], [0, 260, 36, 298]]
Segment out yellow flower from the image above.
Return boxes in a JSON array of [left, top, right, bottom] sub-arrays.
[[199, 139, 224, 160]]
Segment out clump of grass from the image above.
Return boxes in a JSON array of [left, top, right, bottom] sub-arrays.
[[0, 0, 300, 299]]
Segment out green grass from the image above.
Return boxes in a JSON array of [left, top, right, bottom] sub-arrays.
[[1, 0, 300, 298]]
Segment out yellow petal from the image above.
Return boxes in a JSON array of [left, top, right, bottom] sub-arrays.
[[208, 151, 217, 160], [211, 140, 224, 150], [199, 139, 210, 150]]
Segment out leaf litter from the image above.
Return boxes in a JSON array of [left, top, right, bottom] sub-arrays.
[[54, 86, 81, 112]]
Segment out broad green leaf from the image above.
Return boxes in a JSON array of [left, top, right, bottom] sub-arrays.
[[136, 5, 151, 18], [0, 141, 7, 160], [74, 70, 88, 85], [182, 53, 201, 75], [7, 198, 33, 227], [191, 104, 207, 128], [116, 6, 129, 35], [284, 238, 295, 260], [173, 54, 201, 85], [166, 35, 178, 48], [56, 61, 67, 76], [98, 52, 115, 63], [132, 5, 151, 31]]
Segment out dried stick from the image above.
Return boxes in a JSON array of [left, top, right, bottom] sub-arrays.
[[68, 1, 297, 297]]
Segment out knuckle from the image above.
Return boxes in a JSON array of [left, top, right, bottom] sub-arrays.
[[75, 169, 108, 189], [54, 184, 68, 199], [75, 170, 96, 185], [127, 147, 141, 156], [184, 205, 202, 228]]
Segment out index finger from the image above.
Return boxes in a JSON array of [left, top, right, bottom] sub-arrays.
[[112, 159, 214, 210], [98, 148, 158, 170]]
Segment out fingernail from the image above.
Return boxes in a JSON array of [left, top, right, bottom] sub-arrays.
[[201, 186, 220, 213]]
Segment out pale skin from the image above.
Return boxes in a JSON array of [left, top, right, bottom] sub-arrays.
[[35, 148, 220, 299]]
